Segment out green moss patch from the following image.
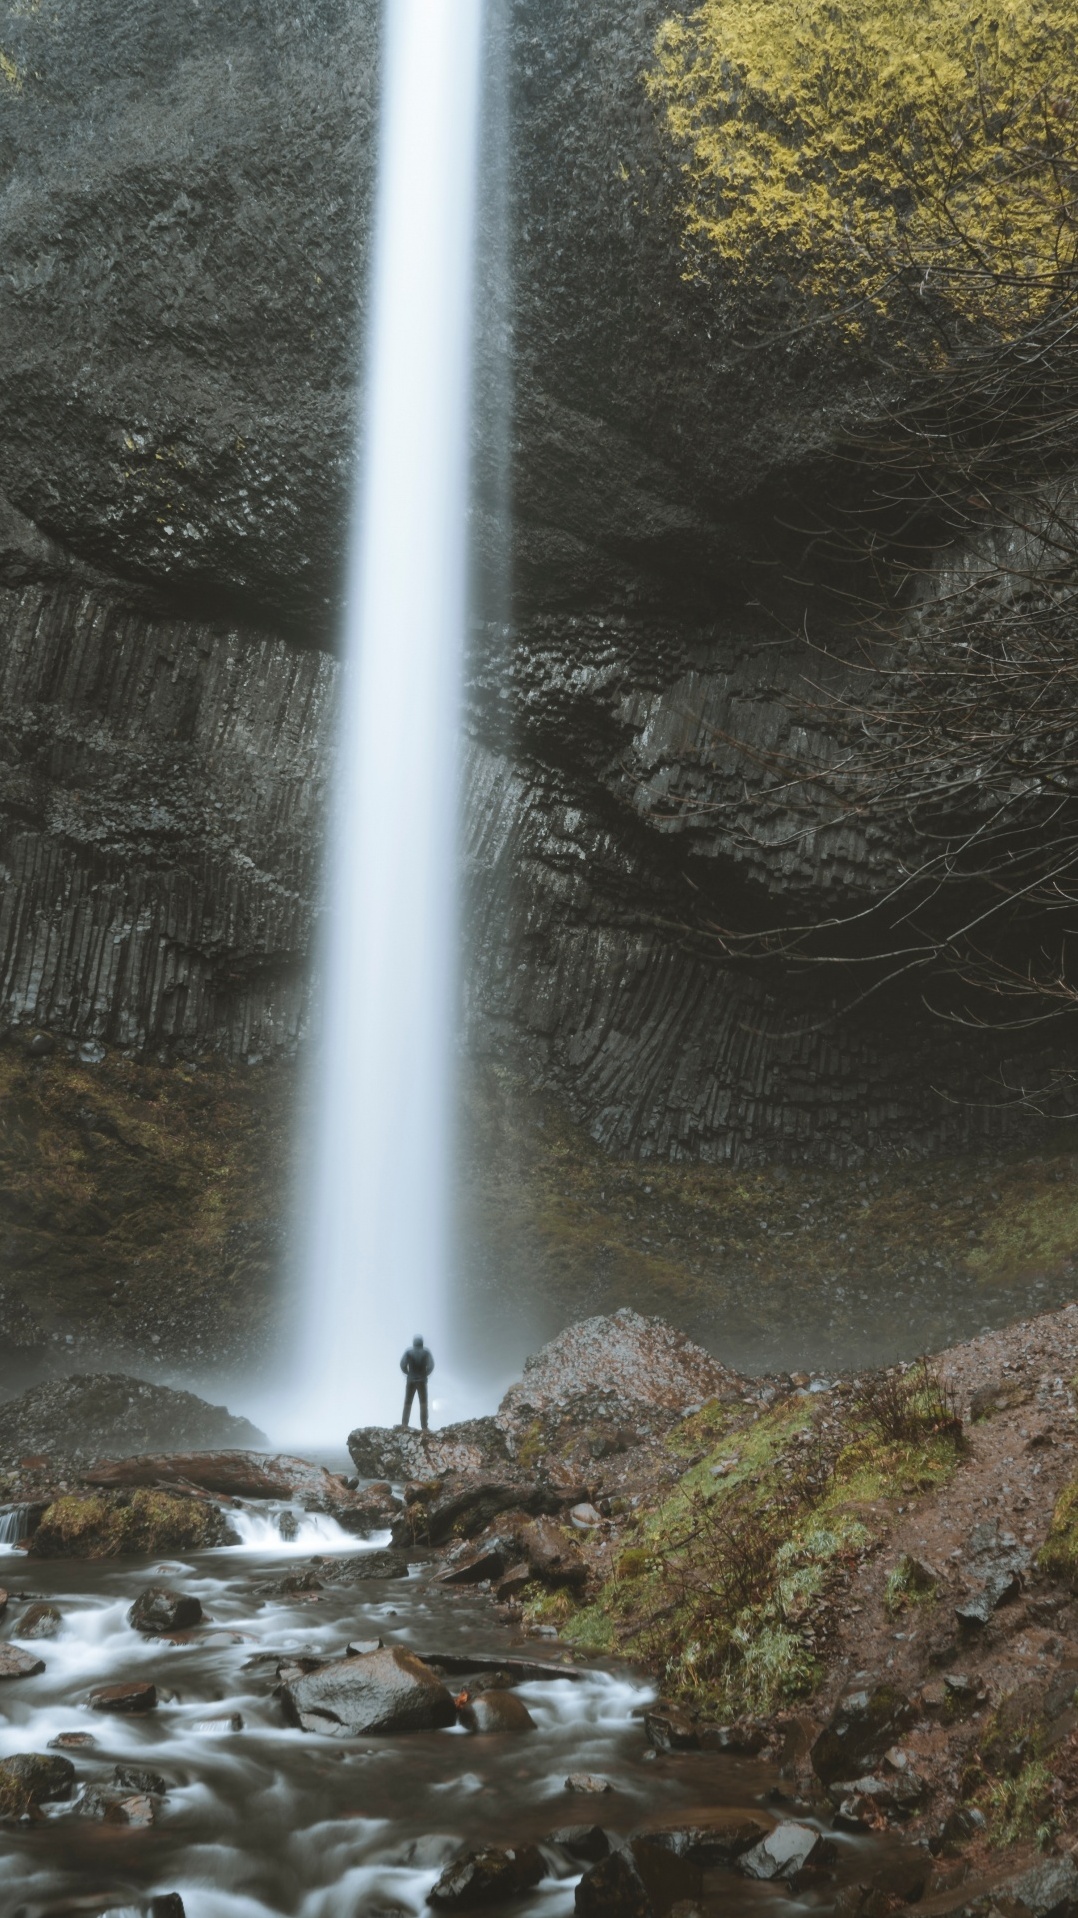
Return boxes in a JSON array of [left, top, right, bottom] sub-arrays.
[[31, 1489, 229, 1558]]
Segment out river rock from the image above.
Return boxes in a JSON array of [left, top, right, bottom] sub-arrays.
[[280, 1645, 456, 1736], [49, 1732, 96, 1750], [739, 1824, 836, 1887], [566, 1773, 613, 1794], [0, 1752, 75, 1815], [349, 1418, 514, 1482], [89, 1679, 158, 1714], [458, 1690, 536, 1733], [151, 1901, 186, 1918], [81, 1782, 159, 1824], [575, 1846, 653, 1918], [549, 1827, 611, 1863], [517, 1517, 587, 1590], [32, 1490, 231, 1558], [636, 1816, 770, 1866], [427, 1844, 544, 1909], [991, 1854, 1078, 1917], [0, 1645, 45, 1678], [128, 1587, 204, 1634], [438, 1542, 508, 1587], [114, 1762, 170, 1795], [17, 1602, 62, 1639], [811, 1686, 915, 1784]]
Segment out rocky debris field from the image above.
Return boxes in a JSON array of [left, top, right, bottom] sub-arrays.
[[0, 1372, 266, 1465], [345, 1306, 1078, 1908]]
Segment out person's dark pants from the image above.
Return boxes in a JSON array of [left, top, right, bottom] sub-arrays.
[[402, 1379, 429, 1430]]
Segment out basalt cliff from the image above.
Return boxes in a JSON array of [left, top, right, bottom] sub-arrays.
[[0, 0, 1075, 1365]]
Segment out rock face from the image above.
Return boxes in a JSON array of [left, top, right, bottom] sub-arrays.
[[279, 1646, 457, 1737], [0, 1374, 265, 1466], [0, 0, 1057, 1166]]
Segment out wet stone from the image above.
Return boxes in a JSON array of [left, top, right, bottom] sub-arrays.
[[129, 1586, 204, 1634], [281, 1646, 456, 1737], [89, 1679, 158, 1713], [427, 1843, 544, 1909], [576, 1845, 652, 1918], [18, 1602, 62, 1639], [150, 1900, 186, 1918], [566, 1772, 613, 1794], [0, 1645, 45, 1678], [458, 1690, 536, 1733], [0, 1752, 76, 1812], [49, 1732, 96, 1751], [994, 1853, 1078, 1917], [811, 1686, 914, 1784], [438, 1542, 508, 1587], [80, 1782, 159, 1824], [549, 1826, 612, 1863], [495, 1561, 532, 1601], [114, 1762, 169, 1795], [739, 1823, 836, 1887], [636, 1815, 770, 1866]]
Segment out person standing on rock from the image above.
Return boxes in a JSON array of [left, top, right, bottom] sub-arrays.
[[400, 1336, 434, 1431]]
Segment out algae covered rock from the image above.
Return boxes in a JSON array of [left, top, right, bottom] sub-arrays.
[[1039, 1479, 1078, 1586], [31, 1489, 231, 1558], [428, 1844, 544, 1909], [0, 1751, 75, 1817]]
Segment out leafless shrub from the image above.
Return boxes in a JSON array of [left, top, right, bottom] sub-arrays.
[[857, 1356, 963, 1446]]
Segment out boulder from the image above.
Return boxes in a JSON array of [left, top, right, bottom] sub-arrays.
[[635, 1816, 770, 1867], [0, 1751, 75, 1816], [501, 1313, 740, 1424], [496, 1562, 533, 1601], [0, 1645, 45, 1678], [151, 1901, 186, 1918], [994, 1854, 1078, 1918], [128, 1587, 204, 1635], [48, 1732, 95, 1750], [17, 1602, 62, 1639], [954, 1566, 1023, 1628], [549, 1827, 612, 1863], [280, 1646, 457, 1737], [80, 1783, 158, 1824], [427, 1844, 544, 1909], [811, 1687, 915, 1784], [517, 1517, 587, 1590], [566, 1773, 613, 1794], [89, 1680, 158, 1714], [114, 1763, 170, 1795], [458, 1691, 536, 1734], [31, 1490, 230, 1558], [438, 1543, 508, 1588], [349, 1418, 513, 1482], [739, 1824, 836, 1887], [575, 1847, 653, 1918], [644, 1703, 699, 1752]]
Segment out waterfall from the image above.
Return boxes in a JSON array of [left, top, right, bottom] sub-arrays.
[[286, 0, 484, 1444]]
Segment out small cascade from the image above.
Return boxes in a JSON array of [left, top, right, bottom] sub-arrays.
[[0, 1503, 32, 1550], [286, 0, 486, 1444], [224, 1504, 390, 1556]]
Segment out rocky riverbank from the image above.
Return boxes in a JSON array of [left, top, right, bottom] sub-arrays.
[[6, 1309, 1078, 1908], [344, 1308, 1078, 1910]]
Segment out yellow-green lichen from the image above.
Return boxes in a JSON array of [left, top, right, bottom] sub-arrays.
[[647, 0, 1078, 336], [1038, 1478, 1078, 1584]]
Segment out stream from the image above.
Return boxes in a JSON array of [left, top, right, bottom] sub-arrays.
[[0, 1508, 896, 1918]]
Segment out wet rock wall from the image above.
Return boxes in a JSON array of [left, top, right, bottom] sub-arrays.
[[0, 581, 333, 1056]]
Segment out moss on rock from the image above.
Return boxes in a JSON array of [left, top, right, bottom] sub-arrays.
[[31, 1488, 230, 1558], [1038, 1479, 1078, 1584]]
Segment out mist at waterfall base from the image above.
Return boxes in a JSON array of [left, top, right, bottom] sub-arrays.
[[274, 0, 486, 1448]]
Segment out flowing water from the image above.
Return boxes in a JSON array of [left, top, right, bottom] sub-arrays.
[[0, 1518, 894, 1918], [288, 0, 485, 1446]]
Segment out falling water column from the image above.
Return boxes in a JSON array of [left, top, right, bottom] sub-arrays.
[[289, 0, 485, 1443]]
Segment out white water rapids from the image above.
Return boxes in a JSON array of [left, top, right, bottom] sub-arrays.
[[286, 0, 484, 1444]]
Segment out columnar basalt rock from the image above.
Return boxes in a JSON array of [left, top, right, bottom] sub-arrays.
[[0, 0, 1069, 1168]]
